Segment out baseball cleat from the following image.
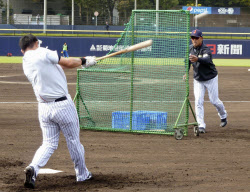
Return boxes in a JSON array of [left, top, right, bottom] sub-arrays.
[[85, 172, 93, 181], [24, 166, 36, 189], [199, 127, 205, 133], [220, 118, 227, 127]]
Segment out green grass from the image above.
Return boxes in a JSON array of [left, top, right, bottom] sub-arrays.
[[0, 56, 23, 63], [204, 36, 250, 40], [214, 59, 250, 67], [0, 56, 249, 67]]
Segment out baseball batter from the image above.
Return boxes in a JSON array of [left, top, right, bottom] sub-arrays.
[[19, 34, 96, 189], [187, 29, 227, 133]]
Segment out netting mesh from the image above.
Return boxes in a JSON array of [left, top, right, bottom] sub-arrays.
[[75, 10, 190, 135]]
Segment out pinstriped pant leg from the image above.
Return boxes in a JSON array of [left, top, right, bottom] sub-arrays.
[[54, 96, 89, 181], [206, 75, 227, 119], [30, 103, 60, 177], [194, 79, 206, 128]]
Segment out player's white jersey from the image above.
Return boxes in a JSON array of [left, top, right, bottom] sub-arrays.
[[22, 47, 68, 102]]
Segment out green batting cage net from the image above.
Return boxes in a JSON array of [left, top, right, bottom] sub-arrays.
[[75, 10, 197, 136]]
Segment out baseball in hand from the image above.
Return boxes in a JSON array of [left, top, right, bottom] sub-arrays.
[[189, 55, 198, 62]]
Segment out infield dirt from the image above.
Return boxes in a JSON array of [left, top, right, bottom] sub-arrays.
[[0, 64, 249, 192]]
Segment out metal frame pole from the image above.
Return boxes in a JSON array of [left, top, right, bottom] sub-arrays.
[[134, 0, 137, 26], [72, 0, 74, 26], [156, 0, 159, 31], [7, 0, 9, 24], [43, 0, 47, 33], [195, 0, 198, 28]]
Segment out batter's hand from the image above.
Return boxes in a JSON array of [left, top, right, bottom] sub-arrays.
[[83, 56, 97, 68], [189, 55, 198, 63]]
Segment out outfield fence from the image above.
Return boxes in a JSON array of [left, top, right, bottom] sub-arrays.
[[1, 35, 250, 58]]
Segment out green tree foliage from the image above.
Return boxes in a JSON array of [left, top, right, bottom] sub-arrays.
[[137, 0, 154, 9], [80, 0, 96, 24], [117, 0, 179, 24], [62, 0, 249, 25], [117, 0, 154, 23], [227, 0, 250, 6], [117, 0, 133, 23], [64, 0, 118, 24], [97, 0, 118, 24], [179, 0, 250, 7], [159, 0, 179, 10], [63, 0, 96, 24], [0, 0, 4, 8]]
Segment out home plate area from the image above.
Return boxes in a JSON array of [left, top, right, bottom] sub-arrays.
[[38, 168, 63, 174]]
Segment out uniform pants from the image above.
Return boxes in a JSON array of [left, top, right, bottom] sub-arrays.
[[63, 50, 69, 58], [194, 75, 227, 129], [30, 94, 89, 181]]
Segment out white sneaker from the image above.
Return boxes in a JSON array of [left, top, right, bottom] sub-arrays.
[[199, 127, 206, 133]]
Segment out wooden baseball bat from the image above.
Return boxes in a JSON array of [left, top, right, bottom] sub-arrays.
[[96, 39, 153, 61]]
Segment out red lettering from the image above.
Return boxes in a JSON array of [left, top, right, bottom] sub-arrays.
[[207, 44, 216, 54]]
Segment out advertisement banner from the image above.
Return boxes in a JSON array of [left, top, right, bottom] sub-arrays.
[[202, 39, 248, 59], [182, 6, 240, 15], [1, 37, 250, 59], [212, 7, 240, 15], [182, 6, 211, 14]]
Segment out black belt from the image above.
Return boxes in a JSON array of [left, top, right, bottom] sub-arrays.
[[55, 96, 67, 102]]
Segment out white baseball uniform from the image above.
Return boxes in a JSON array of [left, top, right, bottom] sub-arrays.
[[193, 75, 227, 128], [22, 47, 90, 181]]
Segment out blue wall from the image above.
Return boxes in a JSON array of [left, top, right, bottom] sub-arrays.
[[1, 36, 250, 59], [0, 36, 117, 57]]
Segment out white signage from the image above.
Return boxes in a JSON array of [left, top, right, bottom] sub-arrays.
[[218, 8, 235, 14], [90, 45, 152, 52], [217, 44, 242, 55]]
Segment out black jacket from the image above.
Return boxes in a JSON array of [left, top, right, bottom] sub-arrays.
[[189, 42, 217, 81]]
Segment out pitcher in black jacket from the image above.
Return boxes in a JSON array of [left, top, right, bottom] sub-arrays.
[[187, 29, 227, 133]]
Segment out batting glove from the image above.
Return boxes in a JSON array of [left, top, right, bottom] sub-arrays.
[[82, 56, 97, 68]]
